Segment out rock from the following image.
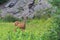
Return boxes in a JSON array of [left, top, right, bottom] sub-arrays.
[[5, 0, 18, 8], [0, 0, 52, 19]]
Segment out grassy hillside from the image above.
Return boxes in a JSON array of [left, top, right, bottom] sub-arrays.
[[0, 18, 58, 40]]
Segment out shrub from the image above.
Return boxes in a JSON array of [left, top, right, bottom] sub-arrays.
[[2, 15, 20, 22], [0, 0, 8, 4], [53, 15, 60, 40], [50, 0, 60, 8], [34, 7, 55, 19]]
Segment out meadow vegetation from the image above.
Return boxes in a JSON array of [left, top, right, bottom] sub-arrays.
[[0, 0, 60, 40], [0, 16, 60, 40]]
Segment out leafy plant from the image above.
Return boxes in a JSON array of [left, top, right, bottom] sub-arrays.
[[0, 0, 8, 4], [2, 15, 20, 22]]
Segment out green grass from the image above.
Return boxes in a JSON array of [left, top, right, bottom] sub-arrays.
[[0, 18, 58, 40]]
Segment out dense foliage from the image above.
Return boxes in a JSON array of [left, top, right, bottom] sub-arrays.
[[2, 15, 20, 22], [50, 0, 60, 8], [0, 0, 8, 4], [49, 0, 60, 15]]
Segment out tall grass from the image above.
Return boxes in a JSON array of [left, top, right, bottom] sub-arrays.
[[0, 17, 59, 40]]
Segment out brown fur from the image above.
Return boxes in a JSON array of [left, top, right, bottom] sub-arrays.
[[14, 21, 25, 31]]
